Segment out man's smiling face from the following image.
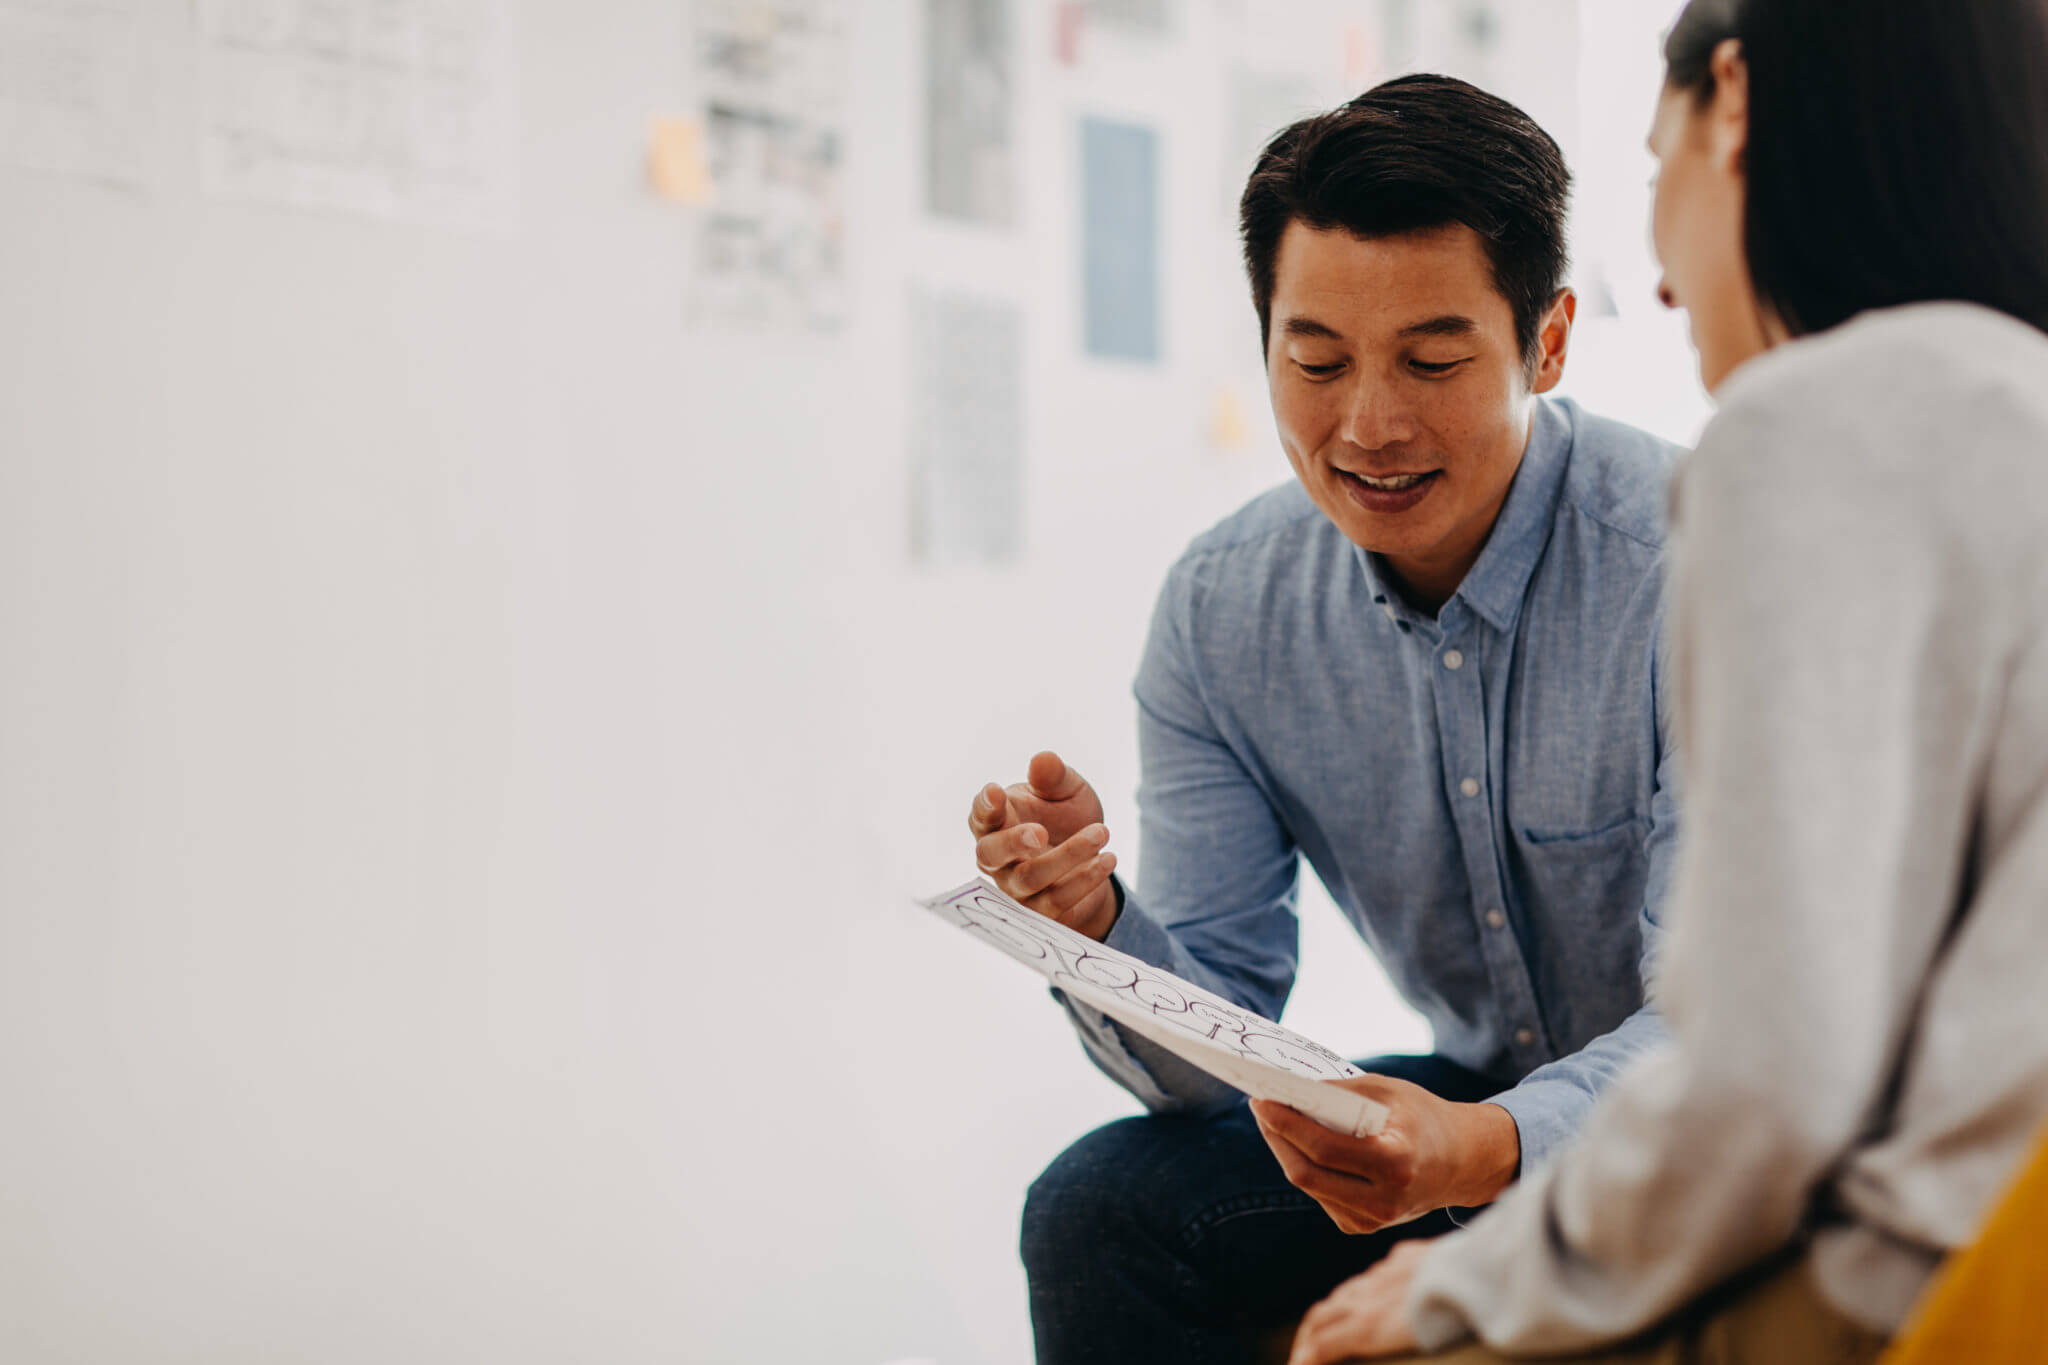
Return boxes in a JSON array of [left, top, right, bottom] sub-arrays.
[[1265, 220, 1567, 610]]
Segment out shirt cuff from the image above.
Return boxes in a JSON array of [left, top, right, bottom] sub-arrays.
[[1098, 875, 1176, 965], [1486, 1076, 1594, 1172]]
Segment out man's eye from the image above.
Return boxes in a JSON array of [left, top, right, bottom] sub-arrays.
[[1296, 361, 1345, 378], [1410, 358, 1469, 376]]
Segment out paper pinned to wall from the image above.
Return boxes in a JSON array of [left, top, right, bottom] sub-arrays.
[[919, 879, 1389, 1137], [1085, 0, 1170, 36], [195, 0, 519, 229], [1079, 116, 1159, 363], [1221, 67, 1320, 217], [924, 0, 1012, 228], [689, 0, 847, 331], [908, 287, 1024, 567], [0, 0, 150, 188]]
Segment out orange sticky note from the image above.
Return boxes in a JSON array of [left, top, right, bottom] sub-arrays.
[[648, 116, 713, 205]]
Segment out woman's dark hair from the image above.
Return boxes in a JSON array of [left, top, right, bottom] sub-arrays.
[[1239, 74, 1571, 368], [1664, 0, 2048, 337]]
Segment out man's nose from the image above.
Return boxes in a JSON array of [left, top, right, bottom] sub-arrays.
[[1341, 379, 1420, 452]]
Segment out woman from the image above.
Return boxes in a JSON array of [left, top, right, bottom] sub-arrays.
[[1282, 0, 2048, 1361]]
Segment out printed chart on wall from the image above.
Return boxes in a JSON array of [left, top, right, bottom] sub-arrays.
[[195, 0, 518, 229], [690, 0, 847, 331], [919, 879, 1389, 1137], [0, 0, 151, 187]]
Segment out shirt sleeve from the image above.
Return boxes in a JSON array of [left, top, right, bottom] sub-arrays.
[[1404, 380, 2001, 1352], [1057, 553, 1307, 1114], [1486, 606, 1680, 1168]]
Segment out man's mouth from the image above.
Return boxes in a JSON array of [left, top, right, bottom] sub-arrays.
[[1335, 467, 1443, 513], [1343, 471, 1437, 491]]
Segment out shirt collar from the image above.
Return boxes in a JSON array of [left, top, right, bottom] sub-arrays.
[[1353, 397, 1572, 635]]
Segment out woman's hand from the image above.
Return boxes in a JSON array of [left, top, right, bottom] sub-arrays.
[[1286, 1238, 1434, 1364]]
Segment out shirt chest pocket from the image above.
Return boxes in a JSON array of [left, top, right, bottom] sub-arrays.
[[1507, 814, 1653, 922]]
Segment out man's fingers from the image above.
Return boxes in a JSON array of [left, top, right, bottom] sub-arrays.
[[1027, 850, 1117, 921], [967, 783, 1011, 838], [976, 822, 1049, 874], [1253, 1104, 1390, 1225], [1256, 1098, 1397, 1175], [1026, 749, 1086, 802], [1007, 825, 1110, 898]]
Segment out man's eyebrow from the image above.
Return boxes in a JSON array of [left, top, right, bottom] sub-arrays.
[[1398, 314, 1480, 339], [1279, 316, 1344, 341]]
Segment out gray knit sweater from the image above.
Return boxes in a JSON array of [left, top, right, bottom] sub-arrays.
[[1408, 302, 2048, 1352]]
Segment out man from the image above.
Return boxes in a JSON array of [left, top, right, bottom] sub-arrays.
[[968, 76, 1681, 1364]]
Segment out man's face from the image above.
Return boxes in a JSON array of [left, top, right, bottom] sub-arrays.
[[1265, 221, 1564, 607]]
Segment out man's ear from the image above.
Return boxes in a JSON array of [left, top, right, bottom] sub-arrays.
[[1708, 38, 1749, 176], [1530, 288, 1577, 395]]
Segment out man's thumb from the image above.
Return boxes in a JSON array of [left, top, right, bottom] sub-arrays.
[[1028, 750, 1084, 800]]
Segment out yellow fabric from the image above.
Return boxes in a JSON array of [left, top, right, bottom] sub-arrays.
[[1880, 1127, 2048, 1364]]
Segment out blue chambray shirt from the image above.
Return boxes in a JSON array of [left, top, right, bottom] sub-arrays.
[[1065, 396, 1684, 1168]]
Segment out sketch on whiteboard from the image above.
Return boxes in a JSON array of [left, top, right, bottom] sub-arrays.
[[924, 0, 1011, 228], [195, 0, 518, 229], [908, 287, 1022, 567], [0, 0, 150, 187], [919, 879, 1389, 1136], [690, 0, 847, 331]]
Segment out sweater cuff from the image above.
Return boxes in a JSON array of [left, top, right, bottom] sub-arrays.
[[1405, 1235, 1480, 1352]]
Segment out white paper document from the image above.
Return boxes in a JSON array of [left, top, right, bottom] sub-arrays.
[[195, 0, 518, 229], [0, 0, 150, 187], [918, 879, 1389, 1137]]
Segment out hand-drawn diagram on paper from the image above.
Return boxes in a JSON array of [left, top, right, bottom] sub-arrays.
[[908, 288, 1023, 567], [195, 0, 518, 229], [0, 0, 150, 187], [690, 0, 847, 331], [919, 879, 1388, 1135]]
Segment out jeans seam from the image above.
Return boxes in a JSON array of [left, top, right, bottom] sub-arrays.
[[1176, 1190, 1318, 1254]]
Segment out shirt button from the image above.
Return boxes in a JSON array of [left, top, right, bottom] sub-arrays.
[[1460, 777, 1480, 797], [1515, 1027, 1535, 1046], [1485, 909, 1506, 929], [1442, 649, 1464, 671]]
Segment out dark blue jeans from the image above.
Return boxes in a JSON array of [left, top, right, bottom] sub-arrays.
[[1020, 1054, 1505, 1365]]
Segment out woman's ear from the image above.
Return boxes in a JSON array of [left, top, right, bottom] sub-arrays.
[[1707, 38, 1749, 176]]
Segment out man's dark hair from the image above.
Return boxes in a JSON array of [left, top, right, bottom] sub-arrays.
[[1239, 74, 1572, 368], [1665, 0, 2048, 337]]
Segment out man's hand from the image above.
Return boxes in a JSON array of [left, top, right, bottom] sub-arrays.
[[1285, 1238, 1432, 1364], [1249, 1073, 1519, 1234], [966, 751, 1119, 941]]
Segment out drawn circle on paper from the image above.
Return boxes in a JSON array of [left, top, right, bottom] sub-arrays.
[[1240, 1029, 1353, 1080], [963, 902, 1055, 963], [1184, 999, 1242, 1042], [1130, 974, 1190, 1015], [1071, 953, 1138, 992]]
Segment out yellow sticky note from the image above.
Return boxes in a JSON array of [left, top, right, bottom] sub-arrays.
[[649, 116, 713, 205], [1210, 386, 1252, 451]]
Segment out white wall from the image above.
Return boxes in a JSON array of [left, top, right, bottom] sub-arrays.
[[0, 3, 1697, 1362]]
